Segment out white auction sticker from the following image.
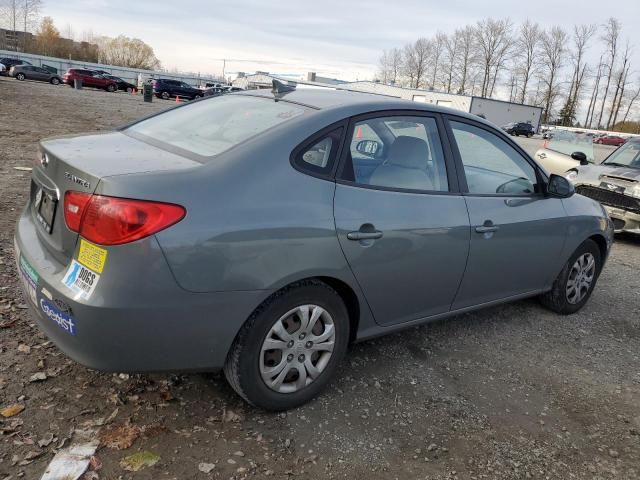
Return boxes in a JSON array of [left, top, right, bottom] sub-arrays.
[[62, 259, 100, 300]]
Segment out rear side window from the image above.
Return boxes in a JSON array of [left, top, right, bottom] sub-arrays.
[[293, 127, 344, 176], [126, 95, 307, 158]]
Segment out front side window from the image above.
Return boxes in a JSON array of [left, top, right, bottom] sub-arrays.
[[341, 115, 449, 192], [450, 121, 537, 195], [127, 95, 307, 159]]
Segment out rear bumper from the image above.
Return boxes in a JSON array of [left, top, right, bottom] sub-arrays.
[[14, 206, 271, 372]]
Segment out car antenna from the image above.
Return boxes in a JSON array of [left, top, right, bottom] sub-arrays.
[[271, 79, 296, 100]]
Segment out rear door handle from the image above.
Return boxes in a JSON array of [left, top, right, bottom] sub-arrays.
[[347, 231, 383, 241]]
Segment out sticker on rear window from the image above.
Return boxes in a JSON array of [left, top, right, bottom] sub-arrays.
[[39, 297, 76, 336], [78, 239, 107, 273], [62, 260, 100, 300], [18, 254, 38, 306]]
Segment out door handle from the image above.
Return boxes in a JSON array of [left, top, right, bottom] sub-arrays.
[[475, 226, 499, 233], [475, 221, 499, 234], [347, 231, 383, 241]]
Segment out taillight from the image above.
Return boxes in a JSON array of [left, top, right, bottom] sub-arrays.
[[64, 192, 185, 246]]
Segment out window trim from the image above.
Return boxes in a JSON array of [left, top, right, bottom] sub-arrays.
[[290, 120, 348, 180], [335, 110, 461, 196], [443, 114, 547, 198]]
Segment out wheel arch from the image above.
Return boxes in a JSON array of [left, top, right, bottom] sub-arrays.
[[587, 233, 608, 272]]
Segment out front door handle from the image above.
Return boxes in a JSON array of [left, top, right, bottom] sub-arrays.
[[475, 221, 499, 234], [347, 231, 383, 241]]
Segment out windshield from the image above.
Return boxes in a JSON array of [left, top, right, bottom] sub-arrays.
[[546, 130, 595, 163], [126, 95, 307, 158], [603, 140, 640, 168]]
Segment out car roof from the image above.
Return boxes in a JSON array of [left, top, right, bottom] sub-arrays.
[[236, 88, 489, 123]]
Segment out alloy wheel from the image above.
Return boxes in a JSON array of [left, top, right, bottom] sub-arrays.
[[260, 305, 335, 394], [566, 253, 595, 304]]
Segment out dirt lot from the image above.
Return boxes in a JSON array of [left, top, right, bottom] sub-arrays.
[[1, 77, 639, 480]]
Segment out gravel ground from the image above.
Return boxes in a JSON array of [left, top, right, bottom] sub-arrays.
[[1, 78, 639, 480]]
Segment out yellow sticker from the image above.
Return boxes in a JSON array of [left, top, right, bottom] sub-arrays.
[[78, 239, 108, 274]]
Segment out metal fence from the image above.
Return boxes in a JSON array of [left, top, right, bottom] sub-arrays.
[[0, 49, 224, 87]]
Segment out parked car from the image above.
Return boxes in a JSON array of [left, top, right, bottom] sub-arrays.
[[595, 135, 626, 146], [501, 122, 535, 137], [0, 57, 32, 76], [63, 69, 118, 92], [534, 130, 596, 175], [152, 78, 203, 100], [565, 137, 640, 233], [101, 74, 137, 93], [9, 65, 62, 85], [15, 84, 613, 411]]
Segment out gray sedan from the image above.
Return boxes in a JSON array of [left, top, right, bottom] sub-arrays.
[[10, 64, 62, 85], [14, 84, 614, 410]]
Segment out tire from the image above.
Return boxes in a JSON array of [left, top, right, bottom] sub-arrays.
[[16, 73, 25, 81], [527, 132, 533, 138], [161, 91, 171, 100], [540, 239, 602, 315], [106, 84, 116, 92], [224, 280, 350, 411], [50, 77, 60, 85], [515, 132, 520, 137], [126, 87, 133, 93]]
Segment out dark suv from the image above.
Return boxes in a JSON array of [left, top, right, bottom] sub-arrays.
[[0, 57, 32, 76], [502, 122, 535, 137], [152, 79, 203, 100]]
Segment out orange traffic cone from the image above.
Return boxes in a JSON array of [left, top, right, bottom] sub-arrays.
[[176, 95, 180, 103], [355, 126, 362, 139]]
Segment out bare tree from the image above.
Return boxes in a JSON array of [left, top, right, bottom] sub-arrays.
[[378, 48, 403, 85], [595, 17, 621, 128], [607, 40, 632, 128], [0, 0, 21, 49], [474, 18, 512, 97], [453, 26, 476, 95], [429, 32, 446, 89], [565, 24, 596, 122], [98, 35, 161, 70], [540, 26, 568, 123], [403, 38, 431, 89], [442, 32, 460, 93], [585, 57, 604, 127], [621, 82, 640, 123], [515, 19, 542, 103]]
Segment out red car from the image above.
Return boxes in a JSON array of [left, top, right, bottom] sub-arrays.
[[63, 69, 117, 92], [595, 135, 626, 146]]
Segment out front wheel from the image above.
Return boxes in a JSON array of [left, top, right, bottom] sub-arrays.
[[540, 239, 602, 315], [50, 77, 60, 85], [106, 84, 116, 92], [16, 73, 25, 81], [224, 281, 350, 410]]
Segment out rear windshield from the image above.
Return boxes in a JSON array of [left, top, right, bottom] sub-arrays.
[[126, 95, 307, 158]]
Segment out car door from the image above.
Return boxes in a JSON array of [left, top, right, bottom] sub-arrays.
[[32, 67, 48, 81], [445, 117, 567, 309], [334, 112, 470, 326]]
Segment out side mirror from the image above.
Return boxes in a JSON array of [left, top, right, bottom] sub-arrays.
[[355, 139, 381, 157], [571, 151, 589, 166], [547, 174, 575, 198]]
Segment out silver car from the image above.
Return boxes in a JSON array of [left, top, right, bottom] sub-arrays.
[[14, 83, 614, 410], [566, 138, 640, 234], [10, 64, 62, 85]]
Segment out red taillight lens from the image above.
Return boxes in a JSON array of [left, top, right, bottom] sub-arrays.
[[64, 192, 185, 246], [64, 191, 92, 232]]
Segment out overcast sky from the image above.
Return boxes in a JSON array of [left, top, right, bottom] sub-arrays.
[[45, 0, 639, 86]]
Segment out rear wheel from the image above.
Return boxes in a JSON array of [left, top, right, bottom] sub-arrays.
[[540, 239, 602, 315], [161, 91, 171, 100], [16, 73, 25, 81], [126, 86, 133, 93], [224, 280, 350, 410], [50, 77, 60, 85]]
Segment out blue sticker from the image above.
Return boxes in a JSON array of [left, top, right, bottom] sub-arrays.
[[39, 297, 77, 336], [18, 255, 38, 306]]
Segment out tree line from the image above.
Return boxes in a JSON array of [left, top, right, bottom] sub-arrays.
[[377, 17, 639, 130], [0, 2, 161, 70]]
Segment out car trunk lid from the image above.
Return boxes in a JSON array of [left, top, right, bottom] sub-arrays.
[[31, 132, 199, 264]]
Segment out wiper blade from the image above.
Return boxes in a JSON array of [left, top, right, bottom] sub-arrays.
[[603, 162, 633, 168]]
